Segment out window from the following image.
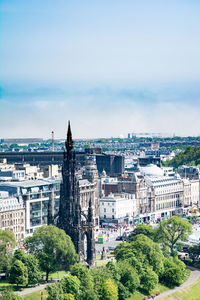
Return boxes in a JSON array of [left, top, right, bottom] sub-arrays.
[[112, 208, 114, 212], [112, 215, 114, 219], [104, 215, 106, 219], [104, 208, 106, 212]]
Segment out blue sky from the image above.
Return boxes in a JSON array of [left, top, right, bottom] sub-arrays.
[[0, 0, 200, 138]]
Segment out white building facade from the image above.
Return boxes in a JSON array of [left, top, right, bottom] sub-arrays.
[[100, 193, 136, 225]]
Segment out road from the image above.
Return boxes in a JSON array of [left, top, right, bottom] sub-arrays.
[[95, 227, 128, 254]]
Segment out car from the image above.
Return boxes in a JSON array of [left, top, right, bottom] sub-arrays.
[[116, 236, 123, 241], [108, 246, 115, 251]]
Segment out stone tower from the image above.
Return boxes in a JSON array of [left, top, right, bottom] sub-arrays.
[[57, 122, 95, 266]]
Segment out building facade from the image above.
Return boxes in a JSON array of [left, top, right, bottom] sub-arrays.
[[0, 179, 60, 236], [0, 191, 25, 247], [100, 193, 136, 226]]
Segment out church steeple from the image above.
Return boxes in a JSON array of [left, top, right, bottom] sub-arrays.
[[65, 121, 73, 152]]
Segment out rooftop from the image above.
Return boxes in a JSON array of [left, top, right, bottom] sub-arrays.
[[0, 179, 54, 188]]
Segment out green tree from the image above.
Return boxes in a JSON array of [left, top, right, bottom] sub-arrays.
[[25, 225, 78, 281], [188, 245, 200, 262], [132, 235, 164, 275], [64, 294, 75, 300], [128, 224, 155, 241], [90, 268, 109, 299], [114, 243, 136, 261], [13, 249, 41, 284], [156, 216, 192, 255], [0, 229, 16, 253], [165, 146, 200, 168], [0, 229, 16, 275], [117, 282, 131, 300], [101, 278, 118, 300], [47, 282, 64, 300], [106, 261, 121, 282], [61, 274, 81, 299], [115, 235, 164, 276], [0, 288, 22, 300], [118, 261, 139, 293], [70, 263, 96, 300], [161, 257, 186, 286], [9, 260, 28, 286], [127, 255, 144, 275], [140, 267, 158, 292]]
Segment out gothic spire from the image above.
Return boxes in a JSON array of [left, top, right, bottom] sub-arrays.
[[65, 121, 73, 151]]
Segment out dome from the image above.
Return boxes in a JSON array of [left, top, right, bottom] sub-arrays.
[[174, 173, 181, 179], [101, 169, 107, 177], [140, 164, 164, 177]]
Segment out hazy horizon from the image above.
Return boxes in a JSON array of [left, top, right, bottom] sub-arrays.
[[1, 1, 200, 139]]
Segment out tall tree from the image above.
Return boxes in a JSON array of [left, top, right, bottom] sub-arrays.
[[13, 249, 41, 284], [0, 229, 16, 275], [128, 224, 155, 241], [140, 266, 158, 292], [0, 288, 22, 300], [47, 282, 64, 300], [115, 235, 164, 276], [9, 260, 28, 286], [156, 216, 192, 255], [25, 225, 78, 281], [161, 257, 186, 286], [70, 263, 96, 300], [61, 274, 81, 299], [101, 278, 118, 300], [118, 261, 140, 293]]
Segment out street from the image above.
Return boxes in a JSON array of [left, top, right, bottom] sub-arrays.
[[95, 227, 128, 254]]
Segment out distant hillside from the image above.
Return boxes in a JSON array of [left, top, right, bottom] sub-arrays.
[[164, 146, 200, 168]]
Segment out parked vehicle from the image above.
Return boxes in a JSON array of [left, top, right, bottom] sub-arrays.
[[116, 236, 123, 241]]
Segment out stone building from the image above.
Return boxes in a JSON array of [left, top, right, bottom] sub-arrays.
[[100, 193, 136, 226], [117, 164, 184, 223], [81, 157, 100, 227], [0, 191, 25, 247]]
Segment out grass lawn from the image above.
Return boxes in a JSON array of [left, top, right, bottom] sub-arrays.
[[161, 276, 200, 300], [95, 260, 108, 267], [43, 270, 68, 280], [96, 254, 101, 259], [0, 270, 68, 293], [22, 289, 48, 300], [0, 279, 32, 292], [129, 269, 191, 300], [128, 283, 170, 300]]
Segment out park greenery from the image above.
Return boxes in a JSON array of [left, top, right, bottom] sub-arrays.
[[44, 217, 192, 300], [25, 225, 78, 281], [0, 229, 16, 276], [128, 216, 192, 255], [164, 146, 200, 168], [0, 217, 195, 299]]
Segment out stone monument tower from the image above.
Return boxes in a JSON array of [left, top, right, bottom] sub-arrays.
[[57, 122, 95, 266]]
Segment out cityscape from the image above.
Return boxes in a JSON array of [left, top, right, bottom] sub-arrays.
[[1, 1, 200, 300]]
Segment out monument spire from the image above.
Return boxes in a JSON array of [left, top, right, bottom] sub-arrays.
[[57, 122, 95, 266], [65, 121, 73, 152]]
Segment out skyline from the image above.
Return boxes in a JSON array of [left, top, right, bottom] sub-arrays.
[[1, 1, 200, 139]]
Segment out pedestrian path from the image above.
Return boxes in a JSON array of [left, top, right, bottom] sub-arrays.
[[15, 280, 57, 296], [156, 267, 200, 299]]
